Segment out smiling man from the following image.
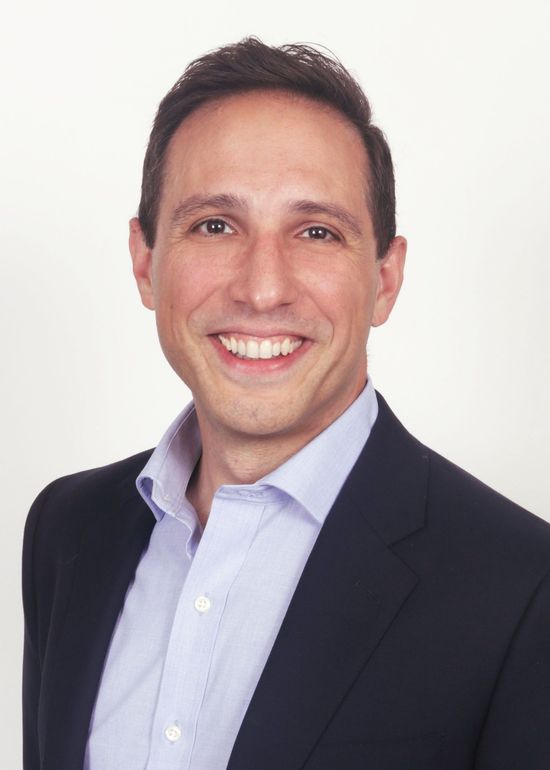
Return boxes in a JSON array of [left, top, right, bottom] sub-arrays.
[[130, 88, 404, 523], [23, 39, 550, 770]]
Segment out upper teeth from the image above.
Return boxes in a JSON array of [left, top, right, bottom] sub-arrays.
[[218, 335, 303, 360]]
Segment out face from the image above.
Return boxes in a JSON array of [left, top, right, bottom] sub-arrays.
[[131, 91, 405, 448]]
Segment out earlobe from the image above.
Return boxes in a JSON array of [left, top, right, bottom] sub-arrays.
[[129, 217, 155, 310], [371, 236, 406, 327]]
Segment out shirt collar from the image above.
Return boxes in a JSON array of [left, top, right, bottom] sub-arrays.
[[137, 404, 201, 522], [137, 378, 378, 526], [259, 377, 378, 524]]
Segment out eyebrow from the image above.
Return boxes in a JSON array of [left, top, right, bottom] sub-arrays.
[[170, 193, 248, 229], [169, 194, 364, 239], [289, 200, 363, 238]]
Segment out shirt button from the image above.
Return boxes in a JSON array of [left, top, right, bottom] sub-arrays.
[[194, 595, 211, 613], [164, 724, 181, 742]]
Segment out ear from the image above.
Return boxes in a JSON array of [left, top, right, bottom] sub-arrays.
[[371, 235, 406, 327], [129, 217, 155, 310]]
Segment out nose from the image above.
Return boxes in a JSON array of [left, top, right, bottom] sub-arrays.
[[228, 233, 298, 312]]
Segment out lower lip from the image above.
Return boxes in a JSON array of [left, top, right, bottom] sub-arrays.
[[210, 336, 311, 374]]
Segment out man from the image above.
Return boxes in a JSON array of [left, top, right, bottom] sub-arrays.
[[23, 38, 550, 770]]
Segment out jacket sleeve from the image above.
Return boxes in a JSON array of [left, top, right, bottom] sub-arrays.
[[473, 567, 550, 769], [22, 483, 53, 770]]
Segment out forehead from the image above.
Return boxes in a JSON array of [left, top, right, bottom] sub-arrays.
[[161, 90, 371, 207]]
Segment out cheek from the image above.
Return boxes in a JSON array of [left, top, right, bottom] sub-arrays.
[[153, 258, 214, 320], [313, 274, 374, 335]]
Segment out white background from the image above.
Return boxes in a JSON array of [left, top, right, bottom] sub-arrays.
[[2, 0, 549, 764]]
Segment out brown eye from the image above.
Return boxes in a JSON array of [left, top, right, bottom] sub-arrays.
[[206, 219, 227, 234], [307, 226, 329, 239], [196, 218, 233, 235], [300, 225, 342, 243], [300, 225, 339, 241]]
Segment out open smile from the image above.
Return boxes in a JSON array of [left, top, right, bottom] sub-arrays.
[[217, 334, 304, 360]]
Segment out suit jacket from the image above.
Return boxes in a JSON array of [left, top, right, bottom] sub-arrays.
[[22, 394, 550, 769]]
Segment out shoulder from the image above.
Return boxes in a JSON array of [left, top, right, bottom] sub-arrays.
[[24, 449, 154, 558], [373, 392, 550, 578], [31, 449, 152, 505], [407, 440, 550, 604], [425, 445, 550, 556]]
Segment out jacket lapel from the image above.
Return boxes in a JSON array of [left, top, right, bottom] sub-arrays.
[[41, 476, 155, 770], [228, 394, 429, 770]]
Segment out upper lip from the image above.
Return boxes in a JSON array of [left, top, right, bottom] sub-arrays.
[[212, 329, 307, 340]]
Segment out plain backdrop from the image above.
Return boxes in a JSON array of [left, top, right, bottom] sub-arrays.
[[2, 0, 549, 764]]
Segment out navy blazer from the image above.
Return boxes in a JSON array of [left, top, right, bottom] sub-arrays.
[[23, 395, 550, 769]]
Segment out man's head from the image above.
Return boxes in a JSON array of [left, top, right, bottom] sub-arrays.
[[130, 40, 405, 451], [138, 37, 396, 261]]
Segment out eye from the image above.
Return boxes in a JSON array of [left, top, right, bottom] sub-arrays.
[[194, 218, 235, 236], [299, 226, 339, 241]]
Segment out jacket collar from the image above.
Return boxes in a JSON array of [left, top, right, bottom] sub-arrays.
[[228, 394, 429, 769]]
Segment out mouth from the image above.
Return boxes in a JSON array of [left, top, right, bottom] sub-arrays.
[[217, 333, 304, 360]]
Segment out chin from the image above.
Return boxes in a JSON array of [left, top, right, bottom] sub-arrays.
[[203, 398, 301, 441], [227, 411, 295, 440]]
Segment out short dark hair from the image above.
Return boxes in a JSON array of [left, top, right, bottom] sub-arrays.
[[138, 37, 396, 258]]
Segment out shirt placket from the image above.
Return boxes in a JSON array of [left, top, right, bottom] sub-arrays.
[[145, 492, 266, 770]]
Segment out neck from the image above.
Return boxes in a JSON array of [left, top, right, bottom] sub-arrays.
[[186, 379, 368, 525], [186, 425, 310, 527]]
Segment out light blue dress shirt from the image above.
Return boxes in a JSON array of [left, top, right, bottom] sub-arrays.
[[85, 379, 379, 770]]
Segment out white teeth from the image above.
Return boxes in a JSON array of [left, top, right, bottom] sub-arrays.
[[218, 335, 303, 360], [246, 340, 259, 359], [259, 339, 272, 359]]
